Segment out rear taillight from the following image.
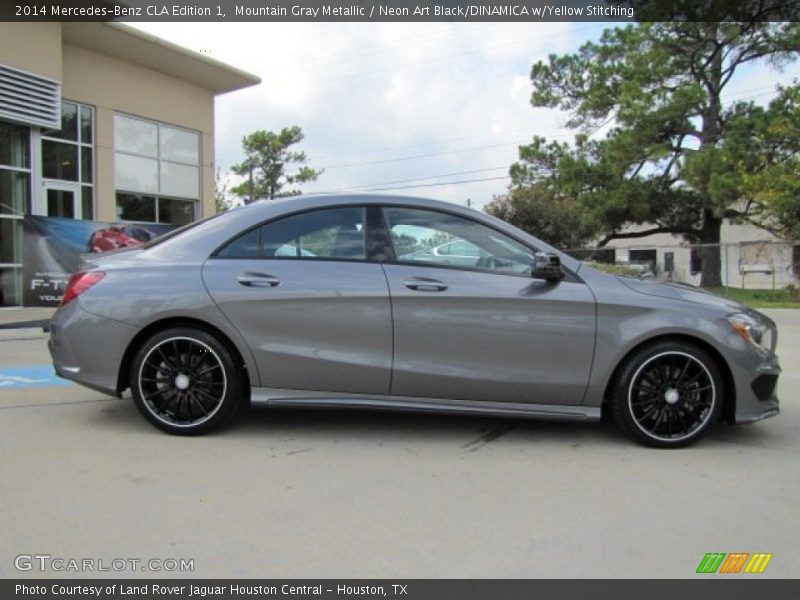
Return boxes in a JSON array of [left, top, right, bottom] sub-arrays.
[[61, 271, 105, 306]]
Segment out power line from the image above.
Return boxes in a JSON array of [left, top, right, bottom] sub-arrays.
[[314, 175, 511, 194], [321, 139, 533, 169], [219, 85, 792, 198], [316, 24, 607, 87], [339, 166, 510, 190], [312, 127, 538, 161], [315, 84, 787, 169], [263, 23, 494, 75]]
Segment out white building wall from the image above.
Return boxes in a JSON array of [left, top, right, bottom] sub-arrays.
[[598, 221, 798, 289]]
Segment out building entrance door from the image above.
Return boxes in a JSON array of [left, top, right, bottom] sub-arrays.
[[43, 182, 81, 219]]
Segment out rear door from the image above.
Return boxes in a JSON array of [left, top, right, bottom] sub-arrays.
[[202, 206, 393, 395], [381, 206, 596, 406]]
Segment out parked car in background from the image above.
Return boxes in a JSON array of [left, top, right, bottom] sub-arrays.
[[86, 224, 156, 253], [50, 195, 780, 447], [401, 238, 533, 273]]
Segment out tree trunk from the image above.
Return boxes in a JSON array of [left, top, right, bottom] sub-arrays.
[[697, 24, 724, 289], [699, 209, 723, 288]]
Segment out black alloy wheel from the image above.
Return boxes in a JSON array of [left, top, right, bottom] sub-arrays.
[[610, 340, 723, 447], [130, 327, 241, 434]]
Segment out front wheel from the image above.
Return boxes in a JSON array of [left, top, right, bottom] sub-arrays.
[[130, 327, 241, 435], [609, 340, 724, 448]]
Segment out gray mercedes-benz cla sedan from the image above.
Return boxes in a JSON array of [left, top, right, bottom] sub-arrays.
[[49, 195, 780, 447]]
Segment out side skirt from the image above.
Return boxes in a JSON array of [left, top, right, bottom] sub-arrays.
[[250, 388, 601, 421]]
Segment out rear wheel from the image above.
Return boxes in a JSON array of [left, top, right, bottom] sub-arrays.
[[130, 327, 241, 435], [609, 340, 723, 448]]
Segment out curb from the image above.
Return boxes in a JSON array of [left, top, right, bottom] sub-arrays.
[[0, 319, 51, 331], [0, 328, 46, 341]]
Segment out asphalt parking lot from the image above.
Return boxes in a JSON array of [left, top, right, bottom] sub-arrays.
[[1, 310, 798, 579]]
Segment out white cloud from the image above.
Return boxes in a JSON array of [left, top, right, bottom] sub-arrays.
[[130, 22, 800, 210]]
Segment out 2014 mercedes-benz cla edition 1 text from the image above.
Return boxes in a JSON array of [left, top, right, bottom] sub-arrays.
[[48, 195, 780, 447]]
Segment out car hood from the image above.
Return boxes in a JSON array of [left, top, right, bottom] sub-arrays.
[[616, 276, 746, 312]]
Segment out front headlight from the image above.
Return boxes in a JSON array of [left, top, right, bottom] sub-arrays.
[[727, 313, 774, 352]]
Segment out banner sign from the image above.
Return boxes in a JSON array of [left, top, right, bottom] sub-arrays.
[[22, 215, 175, 307]]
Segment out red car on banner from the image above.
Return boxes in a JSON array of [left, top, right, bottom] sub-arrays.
[[86, 225, 156, 253]]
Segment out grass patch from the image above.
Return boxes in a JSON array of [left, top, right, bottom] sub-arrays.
[[706, 286, 800, 309]]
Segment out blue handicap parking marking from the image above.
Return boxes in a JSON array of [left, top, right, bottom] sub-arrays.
[[0, 365, 74, 389]]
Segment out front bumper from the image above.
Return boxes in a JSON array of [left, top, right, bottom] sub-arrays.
[[731, 350, 780, 424], [49, 300, 138, 397]]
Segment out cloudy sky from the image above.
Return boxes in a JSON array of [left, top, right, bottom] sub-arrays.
[[131, 22, 800, 210]]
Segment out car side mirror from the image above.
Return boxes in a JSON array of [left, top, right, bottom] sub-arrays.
[[531, 252, 565, 282]]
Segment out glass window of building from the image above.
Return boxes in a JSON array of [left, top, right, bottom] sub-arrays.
[[40, 101, 95, 220], [114, 114, 199, 225], [0, 121, 30, 306]]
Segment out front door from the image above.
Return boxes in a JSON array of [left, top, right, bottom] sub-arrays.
[[381, 206, 596, 406]]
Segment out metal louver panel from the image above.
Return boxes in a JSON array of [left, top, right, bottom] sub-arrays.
[[0, 63, 61, 129]]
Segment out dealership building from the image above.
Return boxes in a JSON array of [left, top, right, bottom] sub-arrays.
[[0, 22, 259, 306]]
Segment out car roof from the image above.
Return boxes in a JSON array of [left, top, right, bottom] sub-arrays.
[[232, 193, 479, 215], [144, 194, 580, 272]]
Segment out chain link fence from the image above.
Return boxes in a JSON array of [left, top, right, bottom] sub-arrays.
[[565, 240, 800, 291]]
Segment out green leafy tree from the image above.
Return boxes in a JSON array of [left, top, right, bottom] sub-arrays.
[[741, 84, 800, 239], [485, 183, 598, 250], [427, 230, 456, 247], [391, 233, 423, 257], [514, 15, 799, 286], [231, 126, 322, 202], [213, 167, 232, 213]]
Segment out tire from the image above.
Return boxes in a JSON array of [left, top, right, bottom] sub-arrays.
[[609, 340, 724, 448], [130, 327, 241, 435]]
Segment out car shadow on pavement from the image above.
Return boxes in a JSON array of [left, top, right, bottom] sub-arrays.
[[227, 402, 622, 448], [91, 394, 784, 450], [88, 392, 618, 446]]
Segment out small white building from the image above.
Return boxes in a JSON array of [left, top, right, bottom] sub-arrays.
[[592, 221, 798, 290]]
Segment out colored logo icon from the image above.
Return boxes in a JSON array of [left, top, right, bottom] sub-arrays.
[[697, 553, 773, 574]]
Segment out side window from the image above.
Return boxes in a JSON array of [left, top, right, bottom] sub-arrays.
[[384, 207, 533, 275], [216, 207, 367, 260], [263, 207, 366, 260], [217, 227, 260, 258]]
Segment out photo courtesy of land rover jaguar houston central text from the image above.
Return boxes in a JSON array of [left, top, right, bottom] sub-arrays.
[[48, 195, 780, 447]]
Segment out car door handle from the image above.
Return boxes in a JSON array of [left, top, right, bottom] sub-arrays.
[[403, 278, 448, 292], [238, 273, 281, 287]]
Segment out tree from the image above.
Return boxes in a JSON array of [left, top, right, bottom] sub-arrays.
[[213, 168, 232, 213], [230, 126, 322, 202], [485, 183, 598, 250], [741, 84, 800, 239], [513, 14, 799, 286]]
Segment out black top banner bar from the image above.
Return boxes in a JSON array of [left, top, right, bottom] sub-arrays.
[[3, 0, 800, 22]]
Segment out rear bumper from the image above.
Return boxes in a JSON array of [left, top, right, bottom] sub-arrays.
[[49, 300, 138, 397]]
